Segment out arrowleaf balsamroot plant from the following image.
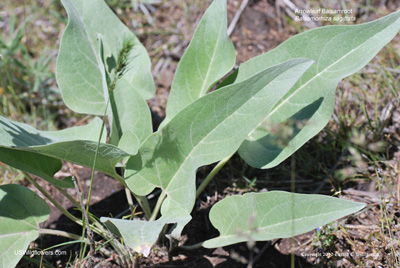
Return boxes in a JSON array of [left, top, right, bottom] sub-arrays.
[[0, 0, 399, 266]]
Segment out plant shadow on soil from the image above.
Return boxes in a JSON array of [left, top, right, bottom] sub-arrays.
[[22, 187, 315, 268], [14, 1, 397, 266]]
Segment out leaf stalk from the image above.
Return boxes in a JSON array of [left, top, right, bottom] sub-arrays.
[[39, 228, 84, 241], [149, 191, 167, 221], [23, 172, 102, 235], [196, 153, 234, 198]]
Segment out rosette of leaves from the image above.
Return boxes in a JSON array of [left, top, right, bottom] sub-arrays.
[[1, 0, 399, 265]]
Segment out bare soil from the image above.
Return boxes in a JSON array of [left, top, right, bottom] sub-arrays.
[[14, 0, 400, 267]]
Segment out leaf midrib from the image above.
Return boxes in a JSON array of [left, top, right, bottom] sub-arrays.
[[0, 143, 123, 179], [69, 1, 109, 107], [160, 64, 302, 211], [0, 232, 33, 261], [0, 195, 41, 229], [197, 10, 226, 98], [213, 205, 363, 239], [0, 231, 35, 238], [161, 90, 246, 209], [247, 21, 396, 139]]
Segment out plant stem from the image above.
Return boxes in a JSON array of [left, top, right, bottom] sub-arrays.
[[132, 192, 152, 219], [86, 108, 107, 214], [252, 241, 272, 265], [149, 191, 166, 221], [56, 186, 108, 233], [24, 173, 102, 235], [196, 153, 233, 198], [125, 187, 134, 212], [56, 186, 81, 208], [88, 97, 153, 219], [39, 229, 116, 262], [39, 228, 84, 241], [149, 153, 233, 221], [72, 176, 95, 266], [24, 173, 83, 226], [180, 242, 203, 250], [113, 175, 152, 218]]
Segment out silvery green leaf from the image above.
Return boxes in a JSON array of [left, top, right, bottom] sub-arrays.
[[204, 191, 365, 248], [160, 0, 235, 127], [57, 0, 154, 152], [57, 0, 155, 114], [0, 184, 50, 268], [221, 10, 400, 169], [125, 58, 314, 243], [101, 207, 190, 257], [0, 117, 129, 181]]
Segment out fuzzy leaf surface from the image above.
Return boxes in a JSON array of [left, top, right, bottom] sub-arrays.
[[0, 184, 50, 268], [57, 0, 153, 151], [160, 0, 235, 127], [101, 208, 190, 257], [0, 117, 128, 180], [203, 191, 365, 248], [125, 59, 314, 241], [221, 11, 400, 169], [57, 0, 155, 113]]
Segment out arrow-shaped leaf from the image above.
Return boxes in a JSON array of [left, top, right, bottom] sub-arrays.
[[125, 58, 314, 241], [0, 184, 50, 268], [0, 148, 72, 188], [160, 0, 235, 127], [220, 10, 400, 169], [57, 0, 155, 114], [57, 0, 154, 151], [203, 191, 365, 248], [0, 117, 129, 180]]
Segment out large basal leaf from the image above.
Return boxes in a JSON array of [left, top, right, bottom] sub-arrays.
[[0, 184, 50, 268], [57, 0, 155, 114], [0, 148, 73, 188], [125, 59, 314, 244], [221, 11, 400, 169], [160, 0, 235, 128], [57, 0, 154, 151], [203, 191, 365, 248], [0, 117, 129, 180]]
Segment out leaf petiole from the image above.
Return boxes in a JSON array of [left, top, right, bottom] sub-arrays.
[[196, 153, 234, 198]]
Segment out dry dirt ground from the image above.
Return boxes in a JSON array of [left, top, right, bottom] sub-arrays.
[[10, 0, 400, 267]]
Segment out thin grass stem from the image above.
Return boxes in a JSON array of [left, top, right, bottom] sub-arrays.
[[24, 173, 83, 226], [23, 172, 102, 235]]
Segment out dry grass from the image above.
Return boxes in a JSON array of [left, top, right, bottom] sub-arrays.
[[1, 0, 399, 267]]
